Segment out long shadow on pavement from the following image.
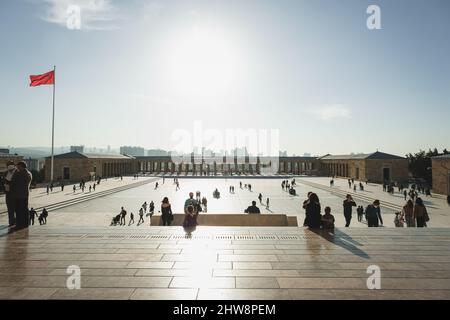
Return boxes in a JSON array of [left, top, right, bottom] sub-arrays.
[[307, 228, 370, 260]]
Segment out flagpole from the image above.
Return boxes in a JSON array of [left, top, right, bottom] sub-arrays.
[[50, 66, 56, 182]]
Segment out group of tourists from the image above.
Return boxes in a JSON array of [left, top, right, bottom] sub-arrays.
[[3, 161, 33, 230], [385, 181, 432, 200], [112, 200, 156, 226], [282, 179, 297, 195], [302, 192, 384, 230], [397, 198, 430, 227]]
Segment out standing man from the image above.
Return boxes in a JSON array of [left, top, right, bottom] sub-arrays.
[[29, 207, 38, 226], [119, 207, 127, 226], [4, 161, 17, 227], [366, 200, 383, 227], [184, 192, 199, 214], [10, 161, 32, 230], [343, 194, 356, 227]]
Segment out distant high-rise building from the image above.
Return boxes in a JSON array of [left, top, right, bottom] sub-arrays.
[[120, 146, 145, 156], [146, 149, 169, 156], [70, 146, 84, 153]]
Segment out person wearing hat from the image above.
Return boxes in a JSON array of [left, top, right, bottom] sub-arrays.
[[10, 161, 32, 230], [4, 160, 17, 227], [365, 199, 383, 227]]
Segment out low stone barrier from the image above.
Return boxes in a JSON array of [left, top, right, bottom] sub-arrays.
[[151, 214, 298, 227]]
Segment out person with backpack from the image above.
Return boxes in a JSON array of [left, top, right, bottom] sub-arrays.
[[365, 200, 383, 227]]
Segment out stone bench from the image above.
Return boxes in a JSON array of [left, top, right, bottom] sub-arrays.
[[150, 214, 298, 227]]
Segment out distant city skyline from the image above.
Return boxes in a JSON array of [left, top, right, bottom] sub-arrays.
[[1, 0, 449, 156], [3, 143, 448, 160]]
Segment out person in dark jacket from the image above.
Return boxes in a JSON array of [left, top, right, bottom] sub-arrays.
[[10, 161, 32, 230], [161, 197, 173, 226], [304, 193, 322, 229], [343, 194, 357, 227], [29, 207, 38, 226], [41, 208, 48, 224], [366, 200, 383, 227], [413, 197, 428, 228], [245, 201, 261, 214]]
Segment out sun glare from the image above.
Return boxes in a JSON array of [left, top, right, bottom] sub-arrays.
[[163, 26, 243, 97]]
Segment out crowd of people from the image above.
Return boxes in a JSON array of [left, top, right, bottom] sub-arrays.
[[3, 159, 445, 232]]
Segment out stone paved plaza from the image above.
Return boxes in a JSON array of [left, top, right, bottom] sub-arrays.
[[1, 176, 449, 228]]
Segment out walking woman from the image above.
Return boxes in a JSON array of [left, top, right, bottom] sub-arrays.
[[413, 197, 429, 228], [161, 197, 173, 226], [402, 200, 415, 227]]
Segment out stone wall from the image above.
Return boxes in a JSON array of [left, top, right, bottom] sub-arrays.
[[44, 158, 92, 182], [365, 159, 409, 183], [432, 158, 450, 195]]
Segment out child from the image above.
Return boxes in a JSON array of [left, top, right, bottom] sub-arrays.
[[394, 211, 404, 227], [357, 206, 364, 222], [321, 206, 335, 230]]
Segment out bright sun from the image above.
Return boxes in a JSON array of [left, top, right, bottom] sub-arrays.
[[164, 26, 243, 97]]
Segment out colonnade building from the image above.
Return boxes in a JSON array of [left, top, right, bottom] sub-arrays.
[[135, 155, 319, 176], [42, 150, 410, 185]]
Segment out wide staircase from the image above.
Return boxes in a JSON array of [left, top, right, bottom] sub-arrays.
[[1, 225, 449, 300]]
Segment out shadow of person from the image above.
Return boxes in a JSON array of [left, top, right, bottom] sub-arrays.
[[184, 226, 196, 238], [307, 228, 370, 260]]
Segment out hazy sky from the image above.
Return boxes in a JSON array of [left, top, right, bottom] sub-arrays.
[[1, 0, 449, 156]]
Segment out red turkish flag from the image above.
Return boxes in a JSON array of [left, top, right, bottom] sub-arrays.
[[30, 70, 55, 87]]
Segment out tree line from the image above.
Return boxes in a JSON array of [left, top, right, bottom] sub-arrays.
[[406, 148, 449, 184]]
